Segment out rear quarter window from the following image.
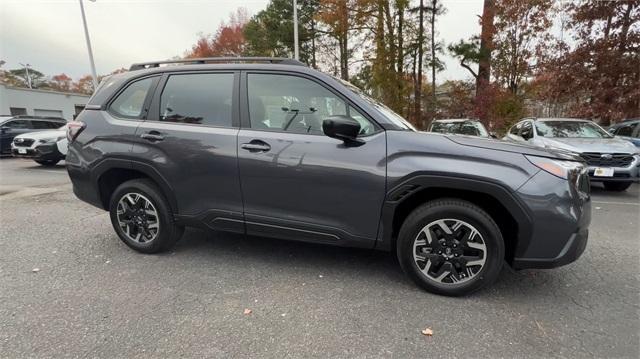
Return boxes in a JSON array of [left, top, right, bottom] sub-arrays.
[[109, 77, 155, 119]]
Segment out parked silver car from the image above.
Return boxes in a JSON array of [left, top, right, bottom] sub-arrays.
[[429, 119, 492, 138], [505, 118, 639, 191]]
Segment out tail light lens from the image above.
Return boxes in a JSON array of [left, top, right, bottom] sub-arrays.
[[67, 121, 86, 142]]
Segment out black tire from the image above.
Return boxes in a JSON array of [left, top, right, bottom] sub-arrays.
[[397, 199, 504, 296], [35, 159, 59, 166], [603, 181, 632, 192], [109, 179, 184, 254]]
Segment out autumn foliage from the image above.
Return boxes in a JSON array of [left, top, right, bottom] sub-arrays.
[[185, 8, 249, 58]]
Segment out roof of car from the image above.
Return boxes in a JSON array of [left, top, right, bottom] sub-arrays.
[[432, 119, 480, 123], [611, 119, 640, 127], [0, 115, 66, 122], [524, 118, 589, 123]]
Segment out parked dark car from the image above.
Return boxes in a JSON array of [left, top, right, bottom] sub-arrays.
[[609, 119, 640, 148], [67, 57, 591, 296], [428, 119, 492, 138], [0, 116, 66, 156]]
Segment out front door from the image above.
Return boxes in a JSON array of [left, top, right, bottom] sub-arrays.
[[134, 71, 244, 233], [237, 72, 387, 248], [0, 119, 33, 153]]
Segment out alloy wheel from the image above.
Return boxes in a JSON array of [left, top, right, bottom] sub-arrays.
[[116, 193, 160, 243], [413, 219, 487, 284]]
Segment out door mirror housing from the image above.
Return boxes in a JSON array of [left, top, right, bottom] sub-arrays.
[[0, 126, 9, 134], [322, 116, 364, 145]]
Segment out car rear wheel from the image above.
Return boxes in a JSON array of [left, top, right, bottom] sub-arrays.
[[35, 159, 59, 166], [109, 179, 184, 254], [603, 181, 632, 192], [397, 199, 504, 296]]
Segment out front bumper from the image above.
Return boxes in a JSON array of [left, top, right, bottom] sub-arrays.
[[513, 228, 589, 269], [11, 142, 65, 161], [512, 169, 591, 269], [587, 155, 640, 183]]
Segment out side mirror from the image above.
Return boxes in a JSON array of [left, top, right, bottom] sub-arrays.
[[322, 115, 363, 145], [0, 126, 9, 134], [489, 132, 498, 139]]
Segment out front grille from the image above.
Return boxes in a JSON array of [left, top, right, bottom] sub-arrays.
[[13, 138, 34, 147], [580, 152, 634, 168]]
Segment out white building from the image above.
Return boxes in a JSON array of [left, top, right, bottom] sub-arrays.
[[0, 84, 90, 120]]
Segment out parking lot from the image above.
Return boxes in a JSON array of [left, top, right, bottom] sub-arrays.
[[0, 157, 638, 358]]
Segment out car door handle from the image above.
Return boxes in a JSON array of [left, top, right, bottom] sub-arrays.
[[140, 132, 164, 141], [241, 140, 271, 152]]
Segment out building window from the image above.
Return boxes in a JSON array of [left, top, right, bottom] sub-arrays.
[[10, 107, 27, 116]]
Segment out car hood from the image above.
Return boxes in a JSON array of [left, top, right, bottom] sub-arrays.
[[540, 137, 637, 154], [14, 129, 66, 140], [443, 134, 581, 161]]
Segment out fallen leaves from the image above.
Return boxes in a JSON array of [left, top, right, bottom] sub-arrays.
[[421, 327, 433, 336]]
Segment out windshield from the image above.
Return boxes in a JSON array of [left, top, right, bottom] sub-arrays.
[[337, 78, 417, 131], [431, 121, 489, 137], [535, 121, 612, 138]]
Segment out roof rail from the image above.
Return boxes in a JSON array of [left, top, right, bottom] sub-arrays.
[[129, 57, 306, 71]]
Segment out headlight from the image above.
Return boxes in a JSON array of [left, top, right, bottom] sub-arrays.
[[525, 155, 585, 179]]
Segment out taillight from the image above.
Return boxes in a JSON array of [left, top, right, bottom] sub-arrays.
[[67, 121, 86, 142]]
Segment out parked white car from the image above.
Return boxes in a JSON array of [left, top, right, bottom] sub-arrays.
[[11, 123, 68, 166]]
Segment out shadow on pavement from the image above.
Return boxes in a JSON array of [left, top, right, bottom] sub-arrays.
[[169, 228, 540, 297]]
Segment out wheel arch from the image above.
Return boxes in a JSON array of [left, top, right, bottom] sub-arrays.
[[92, 159, 178, 214], [378, 175, 533, 265]]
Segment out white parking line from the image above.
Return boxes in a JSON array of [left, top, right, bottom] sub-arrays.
[[592, 200, 639, 206]]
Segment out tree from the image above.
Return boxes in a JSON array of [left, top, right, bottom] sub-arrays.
[[426, 0, 446, 123], [448, 0, 495, 124], [244, 0, 319, 66], [50, 73, 73, 92], [186, 8, 249, 58], [437, 80, 475, 119], [539, 0, 639, 123], [8, 67, 46, 88], [492, 0, 553, 95], [73, 75, 95, 95], [477, 0, 495, 105], [413, 0, 426, 125]]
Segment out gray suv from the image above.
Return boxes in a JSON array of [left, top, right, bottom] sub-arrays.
[[66, 58, 591, 296]]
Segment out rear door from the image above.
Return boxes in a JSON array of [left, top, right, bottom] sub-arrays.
[[133, 71, 244, 232], [236, 71, 387, 248]]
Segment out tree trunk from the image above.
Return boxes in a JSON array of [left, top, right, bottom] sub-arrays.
[[476, 0, 495, 124], [415, 0, 425, 128], [397, 2, 405, 100], [430, 0, 437, 123], [339, 1, 349, 80], [311, 17, 317, 69]]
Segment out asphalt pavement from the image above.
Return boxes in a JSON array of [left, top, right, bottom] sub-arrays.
[[0, 158, 638, 358]]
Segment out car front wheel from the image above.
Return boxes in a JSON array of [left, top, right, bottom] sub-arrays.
[[397, 199, 504, 296], [109, 179, 184, 254], [35, 159, 59, 166]]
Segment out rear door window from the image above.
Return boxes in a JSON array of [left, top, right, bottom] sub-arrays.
[[615, 123, 637, 137], [109, 77, 155, 119], [4, 120, 31, 129], [32, 120, 60, 129], [159, 73, 234, 127]]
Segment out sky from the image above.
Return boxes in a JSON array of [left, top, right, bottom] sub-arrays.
[[1, 0, 483, 84]]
